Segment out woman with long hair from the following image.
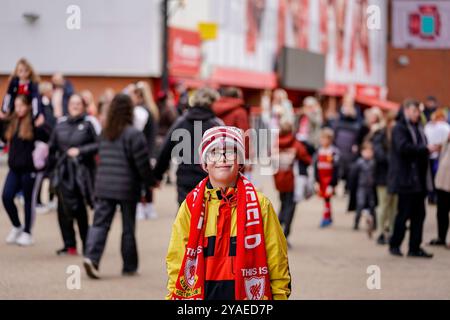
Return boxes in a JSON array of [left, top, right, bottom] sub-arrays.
[[83, 94, 155, 279], [129, 81, 159, 220], [2, 95, 50, 246]]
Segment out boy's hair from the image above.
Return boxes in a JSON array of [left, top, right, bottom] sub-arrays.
[[361, 141, 373, 151], [320, 128, 334, 141]]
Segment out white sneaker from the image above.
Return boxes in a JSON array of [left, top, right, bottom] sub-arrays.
[[16, 232, 34, 246], [36, 204, 49, 215], [47, 200, 57, 211], [6, 227, 23, 244], [144, 203, 158, 220], [136, 203, 146, 220]]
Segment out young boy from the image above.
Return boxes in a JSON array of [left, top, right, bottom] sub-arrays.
[[273, 120, 312, 245], [166, 126, 291, 300], [351, 141, 377, 237], [314, 128, 339, 228]]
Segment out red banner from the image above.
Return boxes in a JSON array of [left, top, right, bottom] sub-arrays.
[[168, 27, 202, 77]]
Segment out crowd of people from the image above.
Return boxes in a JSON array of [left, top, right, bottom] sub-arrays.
[[1, 57, 450, 299]]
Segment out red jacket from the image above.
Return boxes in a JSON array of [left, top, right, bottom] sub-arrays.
[[274, 133, 312, 193]]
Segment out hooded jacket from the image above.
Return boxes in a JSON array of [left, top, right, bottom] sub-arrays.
[[166, 183, 291, 300], [212, 97, 249, 132], [154, 106, 224, 189]]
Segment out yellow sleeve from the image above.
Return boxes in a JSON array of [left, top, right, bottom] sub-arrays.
[[260, 193, 291, 300], [165, 200, 191, 300]]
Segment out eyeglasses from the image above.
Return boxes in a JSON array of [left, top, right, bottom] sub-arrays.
[[206, 150, 237, 162]]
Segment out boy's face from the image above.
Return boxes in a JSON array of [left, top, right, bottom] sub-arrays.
[[362, 148, 374, 160], [320, 136, 332, 148], [206, 147, 239, 184]]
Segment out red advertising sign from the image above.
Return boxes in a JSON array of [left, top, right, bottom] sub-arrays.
[[168, 27, 202, 77]]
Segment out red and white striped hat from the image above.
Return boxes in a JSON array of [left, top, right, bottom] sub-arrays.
[[199, 126, 245, 170]]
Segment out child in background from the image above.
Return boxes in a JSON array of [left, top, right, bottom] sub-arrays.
[[1, 58, 40, 119], [274, 120, 311, 245], [352, 141, 377, 237], [314, 128, 339, 228], [2, 95, 50, 246]]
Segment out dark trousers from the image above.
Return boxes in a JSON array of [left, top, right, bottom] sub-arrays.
[[436, 189, 450, 243], [390, 192, 426, 252], [85, 198, 138, 272], [57, 188, 88, 251], [354, 188, 376, 228], [36, 175, 55, 205], [278, 192, 296, 238], [2, 170, 36, 234]]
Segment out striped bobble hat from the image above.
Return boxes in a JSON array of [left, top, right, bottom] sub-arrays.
[[199, 126, 245, 171]]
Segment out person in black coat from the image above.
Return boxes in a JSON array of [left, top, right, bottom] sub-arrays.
[[388, 100, 439, 258], [153, 87, 224, 205], [83, 94, 155, 279], [47, 93, 100, 256], [2, 95, 50, 246]]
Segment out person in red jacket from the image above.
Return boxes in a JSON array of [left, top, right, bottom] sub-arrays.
[[314, 128, 340, 228], [213, 87, 252, 172], [273, 121, 311, 244]]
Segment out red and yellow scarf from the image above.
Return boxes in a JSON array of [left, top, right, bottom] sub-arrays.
[[171, 174, 272, 300]]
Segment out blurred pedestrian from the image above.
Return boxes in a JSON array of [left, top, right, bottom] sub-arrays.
[[2, 95, 50, 246], [153, 87, 223, 205], [296, 96, 323, 149], [213, 87, 249, 132], [422, 96, 438, 123], [156, 90, 178, 148], [1, 58, 40, 119], [166, 126, 291, 300], [47, 93, 100, 256], [97, 88, 115, 128], [80, 90, 98, 117], [424, 109, 450, 204], [314, 128, 339, 228], [333, 94, 363, 187], [129, 81, 159, 220], [274, 120, 311, 244], [351, 142, 377, 237], [261, 89, 294, 131], [371, 111, 398, 245], [83, 94, 154, 279], [51, 72, 74, 118], [389, 99, 437, 258], [34, 81, 57, 214], [429, 131, 450, 247], [213, 87, 251, 174]]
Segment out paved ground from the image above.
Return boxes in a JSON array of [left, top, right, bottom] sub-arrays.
[[0, 162, 449, 300]]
